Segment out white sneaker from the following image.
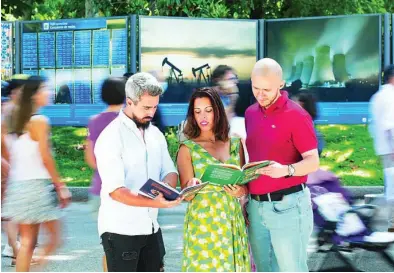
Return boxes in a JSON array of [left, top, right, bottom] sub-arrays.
[[2, 241, 40, 258], [2, 244, 15, 258], [2, 241, 21, 258]]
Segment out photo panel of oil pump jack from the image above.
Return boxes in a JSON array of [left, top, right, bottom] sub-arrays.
[[265, 14, 382, 124], [139, 16, 259, 126]]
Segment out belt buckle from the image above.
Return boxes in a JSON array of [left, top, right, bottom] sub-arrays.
[[256, 195, 260, 201], [267, 193, 272, 202]]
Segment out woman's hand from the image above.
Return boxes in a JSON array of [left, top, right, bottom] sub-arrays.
[[184, 178, 202, 202], [55, 184, 72, 208], [186, 178, 201, 187], [223, 185, 248, 198]]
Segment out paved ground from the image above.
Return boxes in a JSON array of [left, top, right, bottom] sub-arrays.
[[2, 202, 394, 272]]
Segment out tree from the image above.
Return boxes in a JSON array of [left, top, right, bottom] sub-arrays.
[[2, 0, 393, 21], [1, 0, 42, 20], [85, 0, 95, 18]]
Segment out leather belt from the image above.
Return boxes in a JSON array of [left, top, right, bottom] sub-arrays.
[[251, 183, 306, 202]]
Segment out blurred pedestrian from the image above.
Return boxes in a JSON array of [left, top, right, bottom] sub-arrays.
[[1, 74, 29, 264], [211, 65, 239, 120], [84, 77, 126, 271], [2, 76, 71, 271], [369, 65, 394, 232], [292, 92, 325, 157]]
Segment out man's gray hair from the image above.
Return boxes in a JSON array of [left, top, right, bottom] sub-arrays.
[[125, 72, 163, 103]]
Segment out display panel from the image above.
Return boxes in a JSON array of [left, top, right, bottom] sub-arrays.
[[55, 69, 73, 104], [92, 30, 110, 67], [74, 69, 92, 104], [110, 67, 127, 77], [38, 32, 56, 68], [92, 68, 110, 104], [39, 69, 56, 102], [22, 69, 38, 76], [140, 16, 258, 126], [22, 33, 38, 69], [74, 31, 91, 67], [112, 29, 128, 66], [56, 31, 73, 68], [266, 15, 381, 103], [21, 17, 128, 107]]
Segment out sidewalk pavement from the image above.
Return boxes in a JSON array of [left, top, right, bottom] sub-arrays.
[[2, 201, 394, 272]]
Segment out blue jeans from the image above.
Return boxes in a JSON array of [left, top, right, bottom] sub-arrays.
[[247, 187, 313, 272]]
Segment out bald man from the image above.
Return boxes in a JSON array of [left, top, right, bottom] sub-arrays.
[[245, 58, 319, 272]]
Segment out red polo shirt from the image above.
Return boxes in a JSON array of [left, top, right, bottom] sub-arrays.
[[245, 91, 317, 195]]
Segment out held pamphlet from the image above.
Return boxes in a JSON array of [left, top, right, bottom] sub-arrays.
[[139, 179, 208, 201], [200, 161, 270, 186]]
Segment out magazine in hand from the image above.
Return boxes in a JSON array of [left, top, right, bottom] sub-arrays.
[[200, 161, 270, 186], [139, 179, 208, 201]]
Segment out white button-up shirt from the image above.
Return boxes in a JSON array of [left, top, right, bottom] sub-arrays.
[[369, 84, 394, 156], [94, 110, 177, 237]]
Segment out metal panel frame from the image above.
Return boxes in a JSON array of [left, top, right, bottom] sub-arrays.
[[130, 15, 137, 73], [258, 19, 264, 60]]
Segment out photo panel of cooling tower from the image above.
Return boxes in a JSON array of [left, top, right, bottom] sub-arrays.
[[139, 16, 259, 126], [266, 14, 381, 102]]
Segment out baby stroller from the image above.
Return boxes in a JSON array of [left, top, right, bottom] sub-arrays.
[[307, 170, 394, 272]]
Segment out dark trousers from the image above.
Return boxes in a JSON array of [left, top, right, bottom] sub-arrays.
[[157, 228, 166, 268], [101, 231, 162, 272]]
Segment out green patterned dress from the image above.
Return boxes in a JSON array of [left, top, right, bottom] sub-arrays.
[[181, 137, 251, 272]]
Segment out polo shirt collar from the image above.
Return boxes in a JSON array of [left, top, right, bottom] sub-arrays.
[[260, 91, 289, 114]]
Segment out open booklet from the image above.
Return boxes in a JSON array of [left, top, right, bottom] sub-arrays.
[[139, 179, 209, 201], [200, 160, 270, 186]]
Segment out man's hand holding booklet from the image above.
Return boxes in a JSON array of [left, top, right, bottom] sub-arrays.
[[139, 179, 208, 201], [200, 160, 270, 186]]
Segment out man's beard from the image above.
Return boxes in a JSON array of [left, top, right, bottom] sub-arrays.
[[132, 116, 152, 129], [262, 90, 280, 108]]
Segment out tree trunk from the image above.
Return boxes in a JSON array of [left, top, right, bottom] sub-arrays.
[[85, 0, 94, 18]]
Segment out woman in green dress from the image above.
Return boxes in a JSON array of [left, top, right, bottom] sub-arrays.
[[177, 87, 250, 272]]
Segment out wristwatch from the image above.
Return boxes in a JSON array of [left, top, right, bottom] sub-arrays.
[[287, 164, 295, 177]]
